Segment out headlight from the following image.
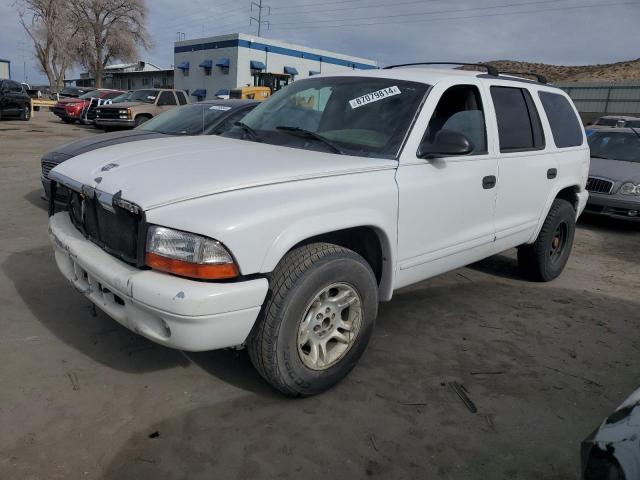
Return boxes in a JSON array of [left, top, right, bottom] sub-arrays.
[[145, 226, 239, 280], [118, 109, 128, 114], [620, 182, 640, 196]]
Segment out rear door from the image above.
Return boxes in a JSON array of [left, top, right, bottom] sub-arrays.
[[487, 84, 557, 247]]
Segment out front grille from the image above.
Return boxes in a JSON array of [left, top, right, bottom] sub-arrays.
[[51, 106, 67, 117], [586, 177, 614, 194], [66, 188, 142, 265], [95, 108, 121, 120], [42, 159, 57, 179]]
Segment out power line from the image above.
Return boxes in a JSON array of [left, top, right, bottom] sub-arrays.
[[270, 0, 580, 27], [269, 0, 385, 11], [270, 1, 637, 30], [272, 0, 443, 15]]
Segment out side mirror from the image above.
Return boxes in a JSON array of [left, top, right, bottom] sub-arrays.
[[417, 129, 474, 159]]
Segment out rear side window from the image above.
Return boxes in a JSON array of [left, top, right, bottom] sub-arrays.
[[538, 92, 583, 148], [491, 86, 544, 152], [176, 91, 187, 105]]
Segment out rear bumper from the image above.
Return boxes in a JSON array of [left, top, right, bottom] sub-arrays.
[[49, 212, 269, 351], [586, 193, 640, 221]]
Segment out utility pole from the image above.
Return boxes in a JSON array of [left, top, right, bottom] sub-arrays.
[[250, 0, 270, 36]]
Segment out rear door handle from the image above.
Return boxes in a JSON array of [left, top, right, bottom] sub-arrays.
[[547, 168, 557, 179], [482, 175, 497, 189]]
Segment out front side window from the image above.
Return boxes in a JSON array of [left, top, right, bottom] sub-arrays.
[[595, 117, 618, 127], [226, 76, 430, 158], [588, 132, 640, 163], [491, 86, 544, 152], [421, 84, 487, 155], [538, 91, 583, 148]]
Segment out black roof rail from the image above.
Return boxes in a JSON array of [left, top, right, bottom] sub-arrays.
[[382, 62, 499, 77], [500, 71, 548, 84]]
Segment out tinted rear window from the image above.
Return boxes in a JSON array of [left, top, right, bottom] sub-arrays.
[[491, 86, 544, 152], [538, 92, 583, 148]]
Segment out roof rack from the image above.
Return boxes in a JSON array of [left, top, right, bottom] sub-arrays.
[[382, 62, 499, 77], [500, 71, 548, 84]]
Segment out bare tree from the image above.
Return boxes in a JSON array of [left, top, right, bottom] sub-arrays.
[[15, 0, 77, 90], [69, 0, 151, 88]]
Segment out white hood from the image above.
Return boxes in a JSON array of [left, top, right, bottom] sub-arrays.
[[50, 135, 396, 210]]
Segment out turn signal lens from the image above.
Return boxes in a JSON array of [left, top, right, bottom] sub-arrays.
[[145, 226, 239, 280]]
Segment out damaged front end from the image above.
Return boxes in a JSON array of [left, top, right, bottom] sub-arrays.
[[581, 389, 640, 480]]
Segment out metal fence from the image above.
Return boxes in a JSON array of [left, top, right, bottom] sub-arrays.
[[555, 81, 640, 123]]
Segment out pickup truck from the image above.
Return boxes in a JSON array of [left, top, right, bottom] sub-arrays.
[[94, 88, 189, 128], [48, 65, 589, 396]]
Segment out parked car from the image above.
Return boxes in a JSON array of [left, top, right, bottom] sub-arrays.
[[0, 79, 31, 121], [57, 86, 95, 98], [584, 128, 640, 220], [586, 115, 640, 135], [51, 89, 124, 124], [47, 65, 589, 396], [94, 88, 189, 129], [582, 387, 640, 480], [41, 99, 257, 200]]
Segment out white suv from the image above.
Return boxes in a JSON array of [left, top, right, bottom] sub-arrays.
[[48, 64, 589, 396]]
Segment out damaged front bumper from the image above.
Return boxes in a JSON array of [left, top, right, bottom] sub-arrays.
[[48, 212, 268, 351]]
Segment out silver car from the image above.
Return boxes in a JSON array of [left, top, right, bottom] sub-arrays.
[[584, 128, 640, 221]]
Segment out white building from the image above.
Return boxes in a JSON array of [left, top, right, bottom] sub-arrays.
[[0, 59, 10, 80], [174, 33, 378, 101]]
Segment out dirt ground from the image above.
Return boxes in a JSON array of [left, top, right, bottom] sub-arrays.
[[0, 112, 639, 480]]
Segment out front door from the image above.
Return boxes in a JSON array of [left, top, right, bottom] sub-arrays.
[[396, 83, 498, 289]]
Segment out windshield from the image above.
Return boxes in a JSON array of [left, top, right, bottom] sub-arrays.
[[128, 89, 159, 104], [588, 131, 640, 163], [225, 76, 430, 158], [111, 92, 132, 103], [79, 90, 102, 99], [139, 103, 232, 135]]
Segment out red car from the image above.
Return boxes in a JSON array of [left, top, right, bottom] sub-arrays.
[[51, 89, 124, 124]]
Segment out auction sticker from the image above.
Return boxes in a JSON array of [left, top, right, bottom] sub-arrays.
[[209, 105, 232, 111], [349, 86, 401, 109]]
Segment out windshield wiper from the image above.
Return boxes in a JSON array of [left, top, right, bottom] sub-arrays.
[[235, 121, 262, 142], [275, 126, 344, 154]]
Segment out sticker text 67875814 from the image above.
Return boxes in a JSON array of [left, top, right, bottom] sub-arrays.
[[349, 86, 401, 109]]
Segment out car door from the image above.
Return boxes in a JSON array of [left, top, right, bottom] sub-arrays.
[[0, 80, 6, 115], [395, 82, 499, 288], [486, 83, 557, 247], [2, 80, 20, 115]]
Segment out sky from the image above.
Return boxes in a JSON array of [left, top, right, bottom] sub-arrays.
[[1, 0, 639, 85]]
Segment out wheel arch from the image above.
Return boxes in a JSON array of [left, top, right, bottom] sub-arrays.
[[261, 224, 395, 301], [529, 183, 581, 243]]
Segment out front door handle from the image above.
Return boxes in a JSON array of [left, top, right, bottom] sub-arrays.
[[547, 168, 557, 179], [482, 175, 497, 189]]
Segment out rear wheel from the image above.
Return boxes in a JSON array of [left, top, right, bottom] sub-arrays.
[[518, 198, 576, 281], [61, 117, 75, 124], [248, 243, 378, 396]]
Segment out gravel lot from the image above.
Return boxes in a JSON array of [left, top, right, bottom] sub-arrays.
[[1, 112, 639, 480]]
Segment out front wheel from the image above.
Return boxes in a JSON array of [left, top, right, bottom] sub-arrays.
[[518, 198, 576, 281], [20, 104, 31, 121], [248, 243, 378, 396]]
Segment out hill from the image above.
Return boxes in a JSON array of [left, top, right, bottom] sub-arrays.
[[483, 59, 640, 83]]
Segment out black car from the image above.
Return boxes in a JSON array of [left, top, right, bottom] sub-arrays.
[[0, 79, 31, 121], [42, 99, 258, 200], [58, 86, 95, 98]]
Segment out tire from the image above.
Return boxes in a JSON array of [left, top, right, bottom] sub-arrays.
[[518, 198, 576, 282], [248, 242, 379, 396], [20, 104, 31, 121], [134, 115, 150, 127], [61, 118, 75, 124]]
